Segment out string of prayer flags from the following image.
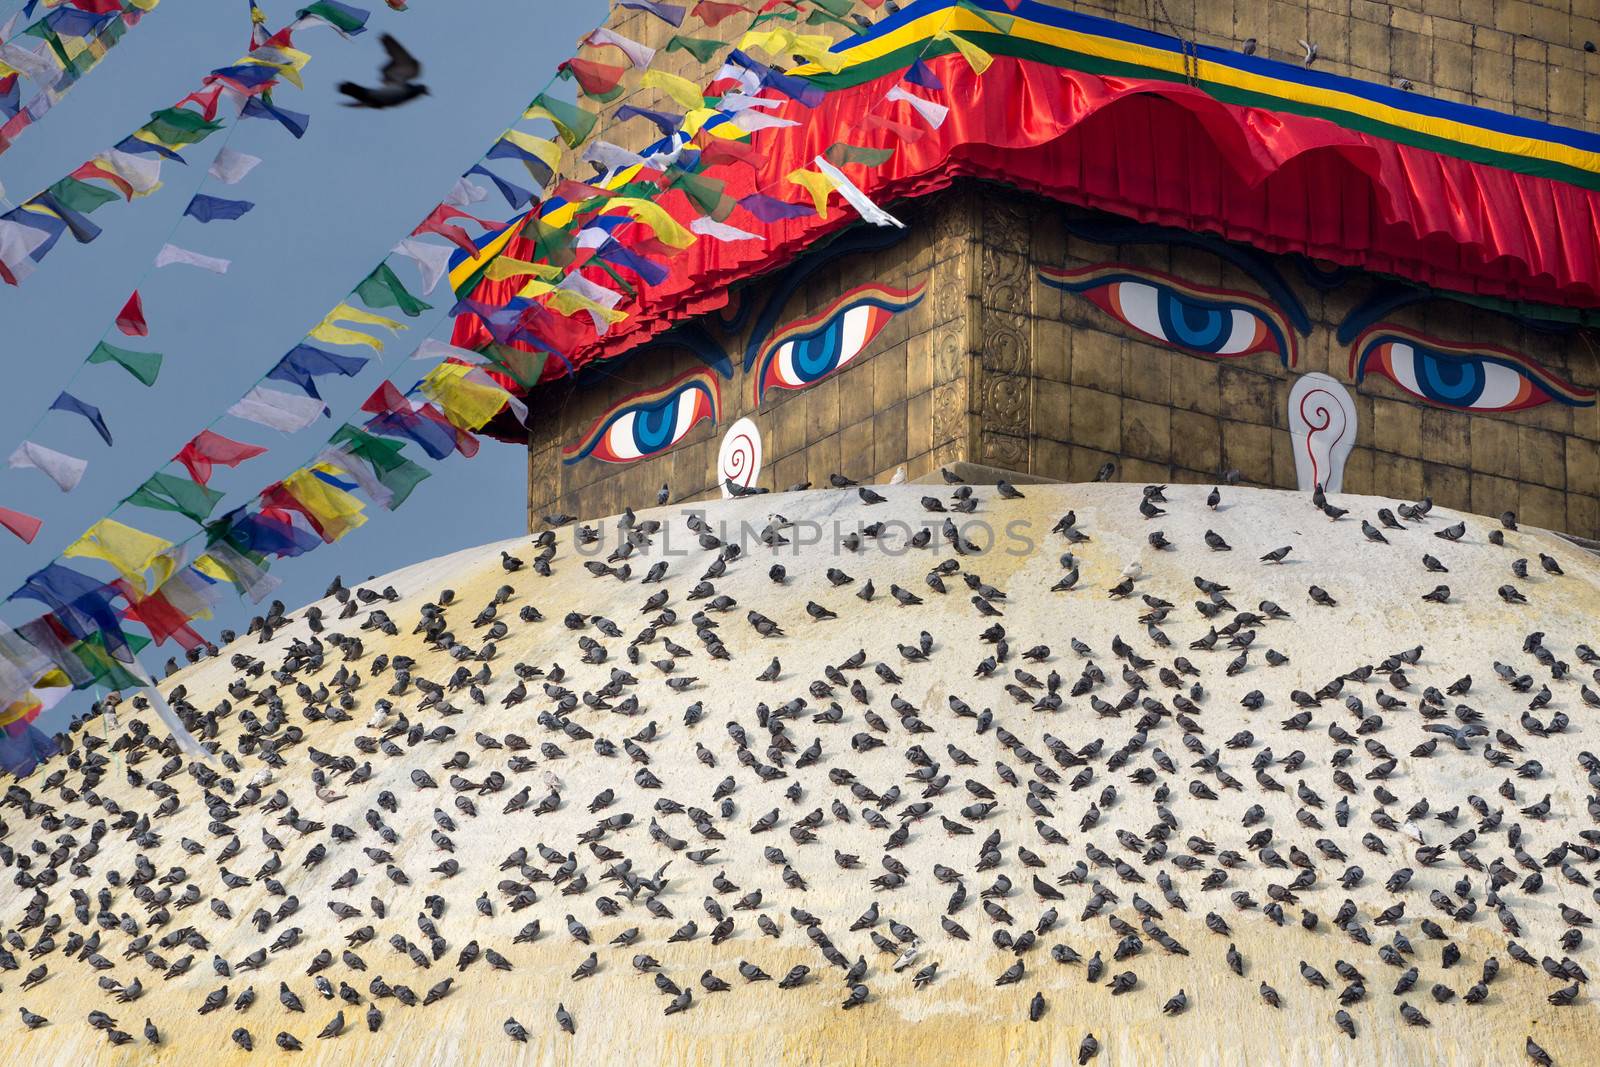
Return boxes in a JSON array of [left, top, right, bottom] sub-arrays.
[[175, 429, 268, 485], [114, 290, 147, 335], [183, 192, 255, 222], [8, 441, 87, 492], [49, 390, 113, 445], [87, 340, 162, 386], [308, 302, 405, 351], [0, 507, 43, 544], [155, 242, 230, 273]]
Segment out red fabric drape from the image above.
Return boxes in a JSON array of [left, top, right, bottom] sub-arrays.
[[454, 53, 1600, 385]]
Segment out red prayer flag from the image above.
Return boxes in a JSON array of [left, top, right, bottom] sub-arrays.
[[114, 581, 205, 650], [692, 1, 746, 25], [0, 506, 42, 544], [862, 112, 926, 143], [72, 159, 135, 200], [696, 132, 767, 168], [175, 84, 226, 121], [175, 429, 268, 485], [115, 290, 148, 336], [69, 0, 126, 12], [560, 57, 627, 97]]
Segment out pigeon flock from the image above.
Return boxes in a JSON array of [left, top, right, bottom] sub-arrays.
[[2, 478, 1597, 1064]]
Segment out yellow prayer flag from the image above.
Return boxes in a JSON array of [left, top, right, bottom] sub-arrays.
[[544, 288, 627, 324], [418, 363, 512, 431], [604, 196, 695, 248], [485, 256, 565, 283], [192, 554, 232, 584], [786, 167, 834, 219], [514, 277, 559, 300], [282, 468, 367, 543], [638, 69, 704, 110], [500, 129, 563, 172], [936, 30, 994, 75], [63, 518, 177, 594], [309, 302, 406, 352]]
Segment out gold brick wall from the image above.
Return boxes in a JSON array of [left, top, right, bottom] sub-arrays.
[[1011, 188, 1600, 535], [526, 195, 973, 523]]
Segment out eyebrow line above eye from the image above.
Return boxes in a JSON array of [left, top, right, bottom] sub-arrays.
[[1064, 218, 1311, 335]]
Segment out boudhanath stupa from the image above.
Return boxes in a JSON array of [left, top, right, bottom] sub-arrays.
[[5, 0, 1600, 1064]]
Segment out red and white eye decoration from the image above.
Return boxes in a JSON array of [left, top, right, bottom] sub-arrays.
[[563, 369, 720, 465]]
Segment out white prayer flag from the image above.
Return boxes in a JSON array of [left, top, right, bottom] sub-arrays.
[[8, 440, 87, 492], [391, 238, 453, 295], [155, 243, 231, 274], [208, 146, 263, 184], [886, 85, 949, 129], [228, 385, 325, 433]]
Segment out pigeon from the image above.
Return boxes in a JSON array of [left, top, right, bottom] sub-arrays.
[[338, 35, 428, 109]]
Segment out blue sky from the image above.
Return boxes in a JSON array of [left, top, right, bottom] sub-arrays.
[[0, 0, 606, 730]]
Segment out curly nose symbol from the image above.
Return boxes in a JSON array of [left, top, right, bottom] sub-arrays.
[[1288, 373, 1357, 494]]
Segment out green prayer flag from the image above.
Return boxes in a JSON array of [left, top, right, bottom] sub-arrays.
[[87, 341, 163, 387], [668, 169, 732, 218], [143, 106, 223, 147], [527, 93, 597, 149], [956, 0, 1015, 33], [74, 631, 151, 690], [806, 0, 857, 15], [295, 1, 368, 33], [665, 35, 725, 63], [356, 262, 432, 318], [479, 344, 548, 391], [824, 142, 895, 167], [126, 472, 226, 524], [46, 176, 119, 213], [330, 426, 432, 508]]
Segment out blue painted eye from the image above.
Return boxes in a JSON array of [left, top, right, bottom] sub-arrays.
[[564, 369, 719, 464], [753, 283, 925, 403], [1352, 328, 1594, 412], [1039, 265, 1296, 367]]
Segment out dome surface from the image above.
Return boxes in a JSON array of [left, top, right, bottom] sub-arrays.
[[4, 482, 1599, 1066]]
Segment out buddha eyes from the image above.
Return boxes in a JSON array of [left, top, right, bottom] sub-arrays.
[[1039, 265, 1296, 367], [563, 369, 720, 464], [1351, 329, 1595, 412], [753, 283, 926, 404]]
